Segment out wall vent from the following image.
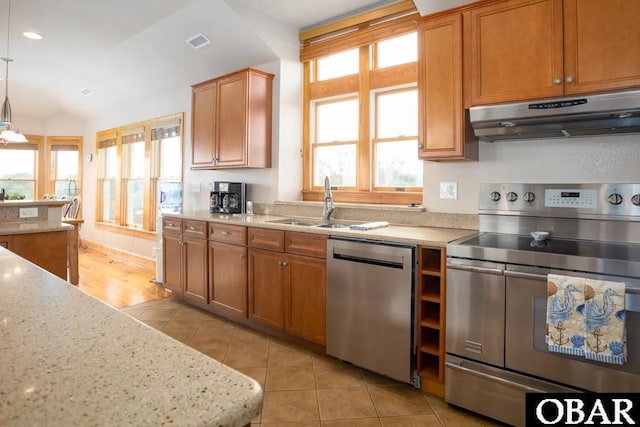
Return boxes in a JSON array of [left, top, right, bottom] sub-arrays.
[[186, 33, 210, 49]]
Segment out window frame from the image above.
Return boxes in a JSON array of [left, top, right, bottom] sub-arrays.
[[300, 4, 421, 205], [0, 135, 45, 200], [95, 113, 183, 239], [45, 136, 83, 204]]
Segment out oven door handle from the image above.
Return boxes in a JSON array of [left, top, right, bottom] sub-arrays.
[[446, 263, 504, 276], [504, 270, 547, 281]]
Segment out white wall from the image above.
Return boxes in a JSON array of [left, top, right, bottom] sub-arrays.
[[423, 133, 640, 213]]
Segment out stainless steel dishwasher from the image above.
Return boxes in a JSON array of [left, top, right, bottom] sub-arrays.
[[326, 237, 418, 385]]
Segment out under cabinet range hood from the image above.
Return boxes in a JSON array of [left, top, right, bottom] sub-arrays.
[[469, 90, 640, 142]]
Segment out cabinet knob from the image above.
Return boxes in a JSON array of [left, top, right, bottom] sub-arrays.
[[553, 78, 562, 85], [417, 143, 424, 149], [240, 254, 246, 259], [565, 76, 574, 83], [279, 260, 288, 267]]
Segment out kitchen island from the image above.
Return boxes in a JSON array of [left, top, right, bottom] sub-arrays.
[[0, 247, 262, 426]]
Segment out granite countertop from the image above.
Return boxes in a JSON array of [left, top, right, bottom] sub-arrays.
[[0, 199, 71, 207], [0, 247, 263, 426], [0, 221, 73, 235], [168, 211, 476, 247]]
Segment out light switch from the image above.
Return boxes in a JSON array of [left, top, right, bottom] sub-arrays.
[[440, 182, 458, 200]]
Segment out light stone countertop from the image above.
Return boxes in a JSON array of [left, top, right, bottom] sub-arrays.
[[0, 247, 263, 426], [169, 211, 477, 247], [0, 199, 70, 207], [0, 220, 73, 235]]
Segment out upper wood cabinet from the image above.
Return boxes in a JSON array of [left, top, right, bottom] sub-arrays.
[[191, 68, 274, 169], [466, 0, 640, 106], [417, 13, 477, 161]]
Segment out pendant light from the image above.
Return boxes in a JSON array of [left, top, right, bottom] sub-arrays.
[[0, 0, 27, 144]]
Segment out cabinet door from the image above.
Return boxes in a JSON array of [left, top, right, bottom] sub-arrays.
[[284, 254, 326, 345], [11, 231, 68, 280], [191, 82, 217, 168], [216, 72, 248, 167], [183, 236, 208, 303], [209, 241, 247, 317], [418, 13, 476, 160], [248, 248, 285, 330], [563, 0, 640, 95], [467, 0, 564, 105], [163, 233, 183, 294]]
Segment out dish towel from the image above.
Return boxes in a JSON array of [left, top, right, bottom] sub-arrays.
[[583, 278, 627, 365], [546, 274, 586, 357]]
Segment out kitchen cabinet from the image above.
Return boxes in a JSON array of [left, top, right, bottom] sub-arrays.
[[1, 231, 68, 280], [466, 0, 640, 106], [417, 12, 477, 161], [417, 245, 446, 397], [208, 223, 247, 319], [191, 68, 274, 169], [248, 228, 327, 345], [162, 217, 208, 303]]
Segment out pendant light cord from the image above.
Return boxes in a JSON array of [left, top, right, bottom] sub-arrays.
[[4, 0, 12, 98]]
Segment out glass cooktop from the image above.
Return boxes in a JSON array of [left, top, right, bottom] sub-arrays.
[[453, 233, 640, 263]]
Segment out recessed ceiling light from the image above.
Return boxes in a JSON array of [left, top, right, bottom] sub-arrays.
[[23, 32, 43, 40], [186, 33, 210, 49], [80, 88, 93, 96]]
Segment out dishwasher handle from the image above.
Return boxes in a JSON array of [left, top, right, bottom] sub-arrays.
[[333, 252, 404, 269]]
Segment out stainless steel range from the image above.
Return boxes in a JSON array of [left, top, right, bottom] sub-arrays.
[[445, 183, 640, 426]]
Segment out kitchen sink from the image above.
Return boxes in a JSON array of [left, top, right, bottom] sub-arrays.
[[316, 223, 350, 229], [266, 219, 351, 229], [267, 218, 322, 227]]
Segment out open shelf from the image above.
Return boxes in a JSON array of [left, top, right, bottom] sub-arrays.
[[417, 245, 446, 396]]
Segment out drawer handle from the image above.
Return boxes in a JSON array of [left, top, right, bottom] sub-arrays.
[[167, 223, 175, 227], [188, 226, 198, 230], [221, 231, 231, 236]]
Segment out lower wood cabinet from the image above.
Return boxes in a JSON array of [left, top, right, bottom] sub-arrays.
[[162, 217, 208, 303], [248, 228, 327, 345], [208, 223, 248, 318], [1, 231, 68, 280]]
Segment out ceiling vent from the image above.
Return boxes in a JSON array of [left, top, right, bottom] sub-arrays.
[[186, 33, 210, 49]]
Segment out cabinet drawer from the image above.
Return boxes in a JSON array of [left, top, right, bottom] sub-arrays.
[[210, 223, 246, 245], [248, 227, 284, 252], [183, 220, 208, 238], [162, 217, 183, 234], [285, 232, 327, 258]]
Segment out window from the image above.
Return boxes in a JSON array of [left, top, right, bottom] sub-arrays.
[[95, 113, 183, 237], [0, 135, 44, 200], [46, 137, 82, 199], [301, 3, 421, 204]]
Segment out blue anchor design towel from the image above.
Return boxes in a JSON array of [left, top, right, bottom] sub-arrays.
[[546, 274, 585, 356], [583, 279, 627, 365], [546, 274, 627, 365]]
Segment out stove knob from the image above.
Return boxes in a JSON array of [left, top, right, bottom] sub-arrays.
[[523, 192, 536, 203], [607, 193, 623, 206], [506, 192, 518, 202], [632, 194, 640, 206], [490, 191, 501, 202]]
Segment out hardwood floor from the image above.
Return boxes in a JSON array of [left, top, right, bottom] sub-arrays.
[[78, 246, 169, 308]]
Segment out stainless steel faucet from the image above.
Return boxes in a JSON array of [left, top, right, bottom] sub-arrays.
[[322, 176, 334, 221]]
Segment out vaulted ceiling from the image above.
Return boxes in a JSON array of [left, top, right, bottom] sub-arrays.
[[0, 0, 465, 123]]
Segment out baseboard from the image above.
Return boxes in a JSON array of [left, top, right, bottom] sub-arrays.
[[82, 240, 156, 270]]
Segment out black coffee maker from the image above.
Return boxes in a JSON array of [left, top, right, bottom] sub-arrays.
[[210, 182, 246, 214]]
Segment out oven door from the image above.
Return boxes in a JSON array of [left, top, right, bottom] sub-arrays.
[[505, 265, 640, 392], [446, 258, 505, 367]]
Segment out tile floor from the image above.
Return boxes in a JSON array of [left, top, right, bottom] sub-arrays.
[[120, 297, 504, 427]]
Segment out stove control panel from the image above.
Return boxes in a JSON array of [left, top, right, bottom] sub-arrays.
[[480, 183, 640, 219], [545, 189, 597, 208]]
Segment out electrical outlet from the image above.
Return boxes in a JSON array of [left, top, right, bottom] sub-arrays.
[[19, 207, 39, 218], [439, 182, 458, 200]]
